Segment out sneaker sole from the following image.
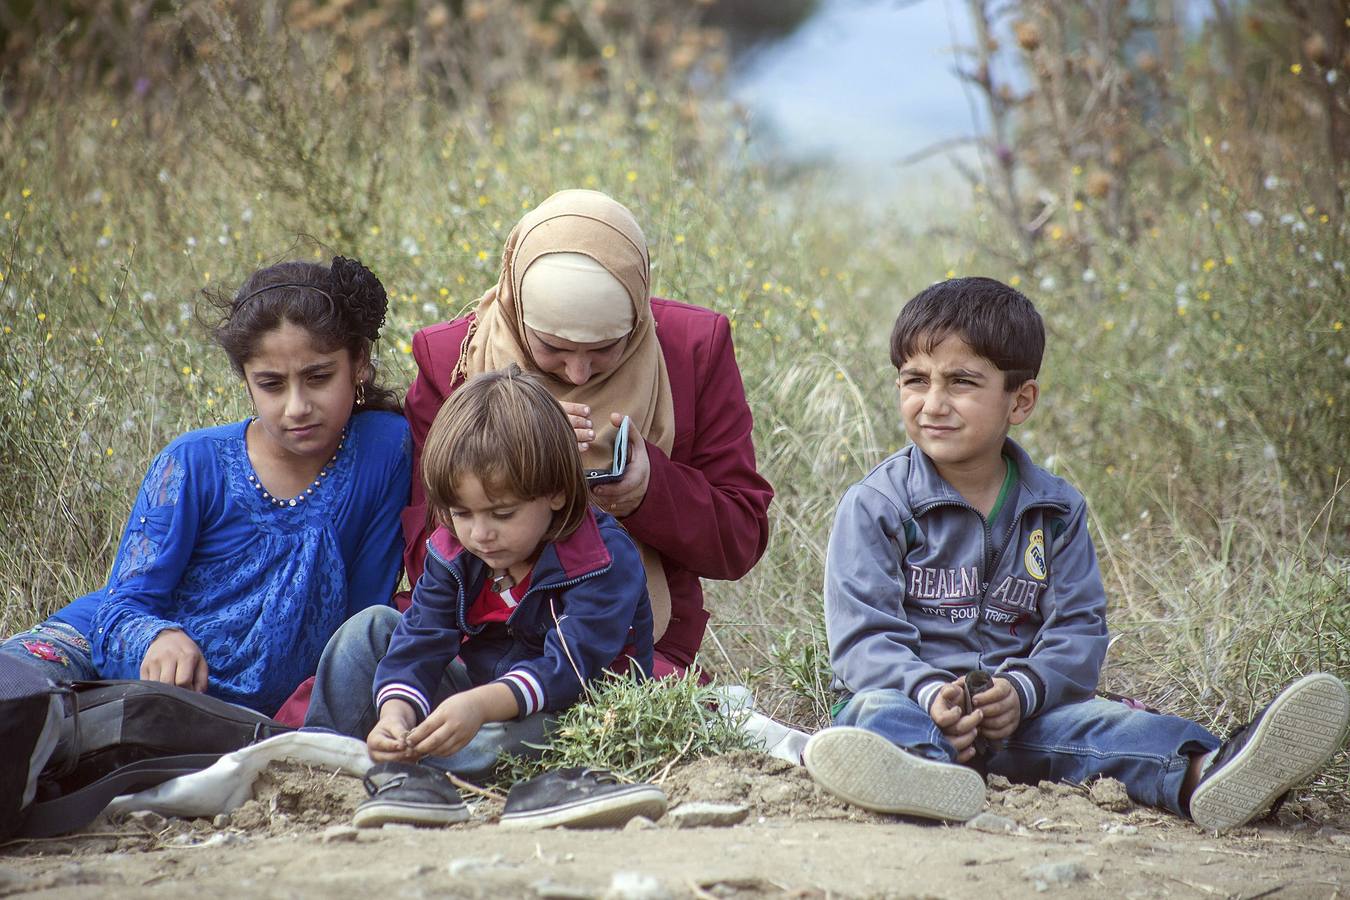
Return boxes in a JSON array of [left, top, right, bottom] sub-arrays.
[[498, 785, 668, 830], [353, 798, 471, 828], [1191, 673, 1350, 832], [803, 726, 986, 822]]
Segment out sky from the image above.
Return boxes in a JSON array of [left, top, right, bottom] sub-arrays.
[[730, 0, 992, 173]]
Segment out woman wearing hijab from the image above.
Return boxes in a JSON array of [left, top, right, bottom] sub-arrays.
[[295, 190, 772, 774], [405, 189, 773, 676]]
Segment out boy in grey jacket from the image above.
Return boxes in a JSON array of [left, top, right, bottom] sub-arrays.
[[805, 277, 1349, 831]]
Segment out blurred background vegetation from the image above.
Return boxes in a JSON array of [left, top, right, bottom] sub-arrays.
[[1, 0, 1345, 800]]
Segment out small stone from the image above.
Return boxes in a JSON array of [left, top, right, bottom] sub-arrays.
[[1023, 860, 1089, 885], [758, 782, 797, 805], [1099, 822, 1138, 835], [407, 864, 434, 878], [532, 881, 594, 900], [603, 871, 672, 900], [623, 815, 658, 831], [125, 810, 167, 830], [1088, 778, 1132, 812], [448, 855, 506, 876], [212, 814, 231, 829], [319, 825, 359, 844], [986, 774, 1013, 790], [966, 812, 1018, 834], [667, 802, 750, 829]]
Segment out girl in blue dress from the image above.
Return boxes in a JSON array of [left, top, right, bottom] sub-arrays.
[[0, 257, 411, 716]]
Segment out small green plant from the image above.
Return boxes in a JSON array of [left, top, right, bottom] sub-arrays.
[[495, 670, 757, 786]]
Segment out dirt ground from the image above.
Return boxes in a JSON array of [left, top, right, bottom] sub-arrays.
[[3, 752, 1348, 899]]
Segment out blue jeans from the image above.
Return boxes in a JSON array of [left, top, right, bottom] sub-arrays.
[[304, 606, 552, 780], [836, 688, 1220, 816], [0, 620, 100, 683]]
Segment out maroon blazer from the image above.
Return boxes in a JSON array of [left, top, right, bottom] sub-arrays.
[[401, 297, 774, 670]]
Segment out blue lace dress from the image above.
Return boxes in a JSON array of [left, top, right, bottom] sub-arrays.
[[61, 411, 410, 715]]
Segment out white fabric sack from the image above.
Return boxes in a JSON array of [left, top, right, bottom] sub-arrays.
[[104, 731, 373, 819], [711, 685, 809, 766]]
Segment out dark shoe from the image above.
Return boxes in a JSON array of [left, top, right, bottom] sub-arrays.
[[803, 726, 986, 822], [353, 762, 470, 828], [498, 768, 667, 829], [1190, 673, 1350, 832]]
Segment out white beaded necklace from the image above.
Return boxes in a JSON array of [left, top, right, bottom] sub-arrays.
[[246, 426, 347, 509]]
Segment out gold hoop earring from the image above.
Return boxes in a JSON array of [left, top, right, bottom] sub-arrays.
[[355, 381, 367, 407]]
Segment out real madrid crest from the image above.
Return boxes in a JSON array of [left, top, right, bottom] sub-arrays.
[[1024, 529, 1047, 581]]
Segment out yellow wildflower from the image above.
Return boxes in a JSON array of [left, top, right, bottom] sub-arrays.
[[626, 171, 637, 183], [1202, 258, 1216, 272], [1290, 63, 1302, 75]]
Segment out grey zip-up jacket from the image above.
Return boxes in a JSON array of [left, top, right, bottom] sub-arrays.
[[824, 439, 1109, 719]]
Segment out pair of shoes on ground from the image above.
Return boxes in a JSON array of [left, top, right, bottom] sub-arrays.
[[803, 673, 1350, 832], [352, 763, 667, 830]]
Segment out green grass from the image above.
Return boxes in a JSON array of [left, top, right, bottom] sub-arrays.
[[1, 11, 1346, 801]]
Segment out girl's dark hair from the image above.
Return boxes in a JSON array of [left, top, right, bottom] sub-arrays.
[[421, 364, 590, 544], [209, 256, 400, 413]]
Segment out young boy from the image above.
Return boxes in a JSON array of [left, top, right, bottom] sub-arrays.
[[805, 276, 1349, 831]]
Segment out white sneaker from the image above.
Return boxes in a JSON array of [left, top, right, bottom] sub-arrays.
[[1190, 673, 1350, 832], [803, 726, 986, 822]]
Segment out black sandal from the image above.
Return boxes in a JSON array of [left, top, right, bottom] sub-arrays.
[[353, 762, 470, 828]]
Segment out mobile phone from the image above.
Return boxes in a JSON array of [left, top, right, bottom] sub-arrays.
[[585, 416, 630, 485]]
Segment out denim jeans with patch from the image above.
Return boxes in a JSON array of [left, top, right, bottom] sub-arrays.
[[0, 620, 100, 683], [304, 605, 552, 780], [835, 687, 1220, 816]]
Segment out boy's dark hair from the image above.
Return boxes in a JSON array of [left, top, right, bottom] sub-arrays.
[[207, 256, 400, 413], [421, 364, 590, 544], [889, 276, 1044, 390]]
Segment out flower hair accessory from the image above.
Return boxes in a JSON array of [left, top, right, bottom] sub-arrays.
[[329, 256, 388, 342]]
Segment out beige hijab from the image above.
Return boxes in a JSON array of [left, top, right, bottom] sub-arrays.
[[453, 189, 675, 638]]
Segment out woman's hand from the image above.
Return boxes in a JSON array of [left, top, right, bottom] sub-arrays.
[[141, 628, 209, 692], [559, 401, 595, 454], [591, 412, 651, 518]]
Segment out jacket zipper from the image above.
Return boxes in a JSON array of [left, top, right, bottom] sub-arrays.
[[424, 541, 613, 638], [911, 497, 1067, 667]]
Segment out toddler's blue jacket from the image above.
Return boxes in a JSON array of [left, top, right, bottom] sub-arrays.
[[824, 438, 1109, 720], [375, 507, 653, 721]]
